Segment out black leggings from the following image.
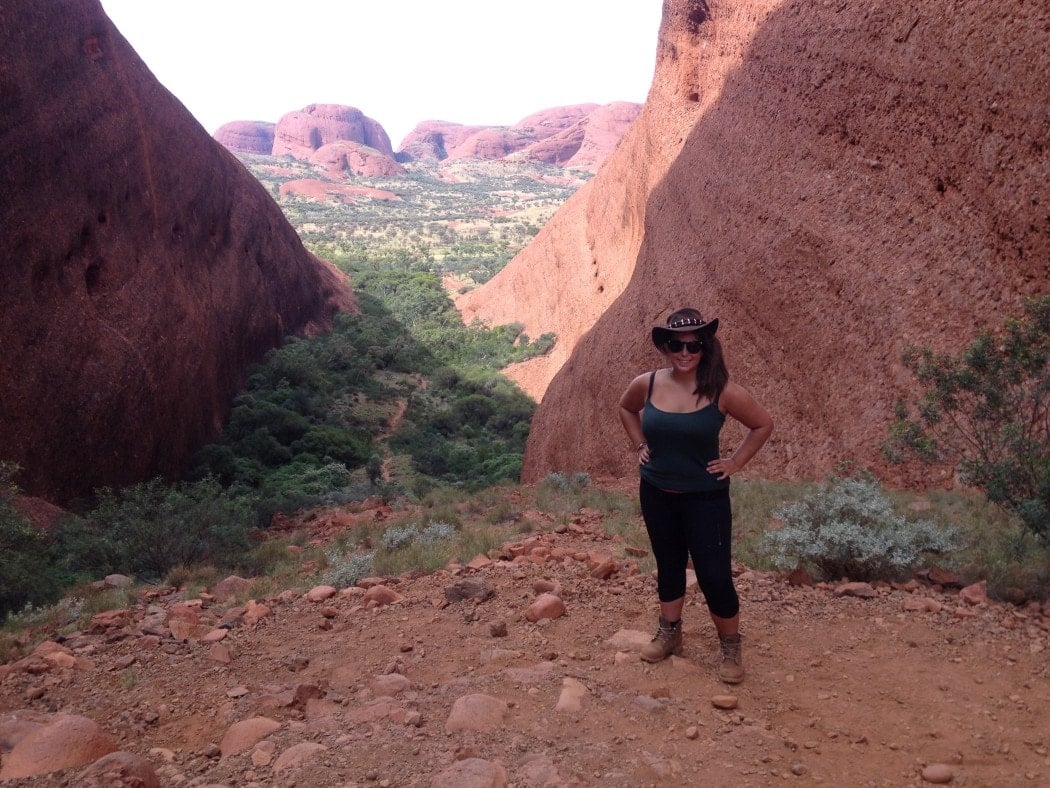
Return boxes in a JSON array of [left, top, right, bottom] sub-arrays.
[[639, 478, 740, 619]]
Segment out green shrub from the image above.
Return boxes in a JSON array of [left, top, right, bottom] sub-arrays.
[[0, 463, 70, 619], [320, 549, 375, 588], [888, 295, 1049, 541], [59, 477, 256, 580], [759, 476, 958, 581]]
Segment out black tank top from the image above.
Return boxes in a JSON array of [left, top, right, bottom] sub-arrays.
[[640, 372, 728, 493]]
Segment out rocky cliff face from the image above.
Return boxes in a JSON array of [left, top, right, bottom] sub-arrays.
[[467, 0, 1048, 484], [0, 0, 355, 503]]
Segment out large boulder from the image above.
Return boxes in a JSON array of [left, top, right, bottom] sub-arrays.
[[213, 120, 277, 154], [309, 140, 404, 178], [460, 0, 1049, 484], [273, 103, 394, 159], [0, 0, 354, 502], [396, 121, 488, 162]]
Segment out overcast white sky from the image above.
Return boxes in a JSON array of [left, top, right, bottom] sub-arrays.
[[100, 0, 662, 147]]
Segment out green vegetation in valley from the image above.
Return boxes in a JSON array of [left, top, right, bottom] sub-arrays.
[[241, 154, 585, 287]]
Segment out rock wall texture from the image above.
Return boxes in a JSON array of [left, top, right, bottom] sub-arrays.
[[473, 0, 1049, 484], [0, 0, 355, 503]]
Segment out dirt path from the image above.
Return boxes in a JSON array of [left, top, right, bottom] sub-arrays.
[[1, 509, 1046, 786]]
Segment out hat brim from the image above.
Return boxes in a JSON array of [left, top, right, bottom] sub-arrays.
[[651, 318, 718, 349]]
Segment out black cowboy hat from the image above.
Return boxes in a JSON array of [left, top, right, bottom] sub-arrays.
[[651, 312, 719, 349]]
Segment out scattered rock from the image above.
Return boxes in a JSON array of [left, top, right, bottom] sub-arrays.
[[921, 763, 955, 783], [211, 575, 253, 602], [364, 584, 404, 606], [605, 629, 652, 651], [556, 677, 588, 712], [307, 585, 338, 602], [927, 567, 961, 587], [525, 593, 566, 622], [243, 600, 272, 626], [445, 578, 496, 603], [836, 582, 877, 599], [219, 717, 281, 757], [0, 714, 117, 780], [273, 741, 328, 772], [78, 750, 161, 788], [445, 694, 508, 732], [711, 695, 738, 710], [431, 757, 508, 788], [960, 581, 988, 606], [371, 674, 412, 696]]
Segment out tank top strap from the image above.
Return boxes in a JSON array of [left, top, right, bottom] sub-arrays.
[[646, 371, 656, 403]]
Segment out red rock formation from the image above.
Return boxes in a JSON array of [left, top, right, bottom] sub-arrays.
[[309, 141, 404, 178], [518, 102, 641, 169], [396, 106, 639, 171], [445, 128, 535, 161], [512, 105, 599, 141], [273, 103, 394, 159], [464, 0, 1049, 486], [213, 121, 276, 154], [397, 121, 488, 162], [0, 0, 354, 503]]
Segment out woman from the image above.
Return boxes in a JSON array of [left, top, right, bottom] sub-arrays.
[[618, 308, 772, 684]]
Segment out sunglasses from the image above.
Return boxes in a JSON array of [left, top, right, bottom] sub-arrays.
[[665, 339, 704, 353]]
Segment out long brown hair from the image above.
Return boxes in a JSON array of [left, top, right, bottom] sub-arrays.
[[665, 307, 729, 402]]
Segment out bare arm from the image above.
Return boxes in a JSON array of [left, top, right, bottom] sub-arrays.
[[708, 381, 773, 480], [618, 373, 652, 464]]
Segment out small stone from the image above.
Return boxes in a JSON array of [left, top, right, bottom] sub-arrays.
[[207, 643, 231, 664], [444, 578, 495, 603], [836, 582, 877, 598], [227, 686, 249, 698], [364, 584, 404, 606], [791, 763, 807, 776], [525, 593, 566, 622], [959, 581, 987, 606], [489, 620, 508, 638], [307, 585, 337, 603], [921, 763, 955, 783], [711, 695, 738, 710], [685, 726, 699, 740]]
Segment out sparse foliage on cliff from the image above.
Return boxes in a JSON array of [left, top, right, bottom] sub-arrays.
[[887, 295, 1050, 541]]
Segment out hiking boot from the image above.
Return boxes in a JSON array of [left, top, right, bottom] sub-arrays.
[[718, 633, 744, 684], [640, 617, 682, 663]]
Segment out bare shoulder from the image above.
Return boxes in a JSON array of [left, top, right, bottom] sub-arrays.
[[619, 371, 656, 410]]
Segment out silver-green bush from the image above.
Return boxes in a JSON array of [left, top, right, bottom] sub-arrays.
[[759, 476, 958, 581], [321, 549, 375, 588]]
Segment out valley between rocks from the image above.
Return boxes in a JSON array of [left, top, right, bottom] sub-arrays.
[[1, 505, 1047, 787]]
